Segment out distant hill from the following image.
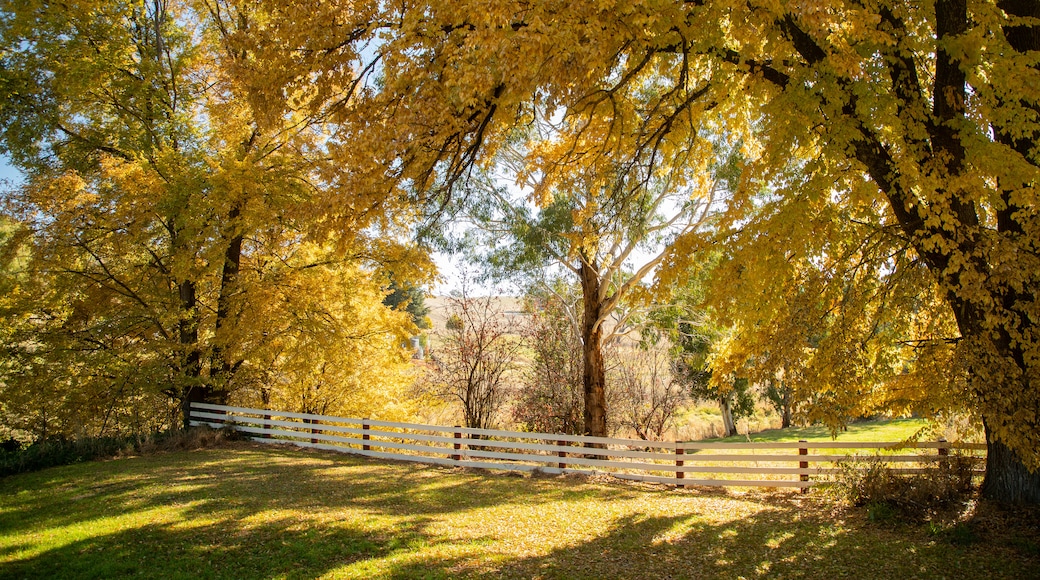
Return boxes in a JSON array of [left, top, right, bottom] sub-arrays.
[[425, 295, 527, 333]]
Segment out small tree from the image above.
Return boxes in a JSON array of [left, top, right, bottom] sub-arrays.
[[764, 377, 795, 429], [426, 291, 523, 430], [612, 339, 688, 441], [662, 310, 755, 438], [513, 285, 585, 434]]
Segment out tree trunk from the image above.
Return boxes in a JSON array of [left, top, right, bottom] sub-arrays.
[[780, 385, 792, 429], [981, 420, 1040, 503], [210, 205, 243, 405], [178, 278, 205, 429], [719, 393, 737, 438], [973, 0, 1040, 507], [579, 259, 608, 439]]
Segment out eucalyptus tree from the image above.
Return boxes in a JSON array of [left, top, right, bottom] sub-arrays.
[[458, 127, 728, 438]]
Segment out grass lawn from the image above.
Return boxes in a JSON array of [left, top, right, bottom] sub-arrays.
[[1, 442, 1036, 579], [711, 418, 935, 444]]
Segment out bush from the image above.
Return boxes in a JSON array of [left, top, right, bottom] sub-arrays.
[[835, 454, 976, 520], [0, 426, 239, 478]]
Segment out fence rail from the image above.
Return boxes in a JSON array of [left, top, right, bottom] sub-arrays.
[[189, 402, 987, 490]]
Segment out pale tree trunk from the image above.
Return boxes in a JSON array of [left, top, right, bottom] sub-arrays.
[[719, 393, 737, 438]]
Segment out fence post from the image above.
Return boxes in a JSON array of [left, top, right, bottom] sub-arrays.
[[799, 440, 809, 494], [303, 417, 318, 444], [938, 437, 949, 469], [363, 419, 370, 451], [558, 439, 568, 470], [676, 442, 685, 489], [263, 413, 272, 438], [452, 426, 462, 462]]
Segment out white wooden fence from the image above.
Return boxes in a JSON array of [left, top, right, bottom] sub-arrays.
[[189, 402, 986, 490]]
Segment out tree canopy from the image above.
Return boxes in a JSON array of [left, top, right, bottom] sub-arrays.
[[236, 0, 1039, 502], [0, 0, 429, 438]]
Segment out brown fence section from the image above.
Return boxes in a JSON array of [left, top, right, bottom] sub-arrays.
[[189, 402, 986, 490]]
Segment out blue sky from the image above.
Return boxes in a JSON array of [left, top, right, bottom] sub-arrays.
[[0, 153, 24, 187]]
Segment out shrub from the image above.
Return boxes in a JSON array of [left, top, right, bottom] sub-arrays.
[[834, 454, 976, 520]]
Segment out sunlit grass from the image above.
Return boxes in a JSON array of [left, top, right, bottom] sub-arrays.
[[1, 443, 1035, 579], [710, 418, 933, 444]]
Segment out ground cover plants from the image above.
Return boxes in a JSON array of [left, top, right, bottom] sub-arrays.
[[1, 442, 1036, 579]]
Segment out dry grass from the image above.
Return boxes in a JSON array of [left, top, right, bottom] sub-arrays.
[[1, 442, 1036, 579]]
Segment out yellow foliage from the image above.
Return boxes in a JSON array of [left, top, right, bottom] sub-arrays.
[[238, 0, 1039, 477]]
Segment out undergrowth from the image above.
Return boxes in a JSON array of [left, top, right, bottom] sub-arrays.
[[834, 454, 977, 522], [0, 426, 239, 478]]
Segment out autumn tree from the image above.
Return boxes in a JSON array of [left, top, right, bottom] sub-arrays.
[[454, 129, 727, 438], [671, 1, 1040, 501], [0, 0, 425, 437]]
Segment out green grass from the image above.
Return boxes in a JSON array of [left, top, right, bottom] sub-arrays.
[[1, 442, 1036, 579], [711, 418, 933, 444]]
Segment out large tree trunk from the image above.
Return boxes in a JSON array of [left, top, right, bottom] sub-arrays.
[[210, 206, 243, 405], [981, 420, 1040, 504], [974, 0, 1040, 504], [951, 295, 1040, 502], [579, 259, 608, 439]]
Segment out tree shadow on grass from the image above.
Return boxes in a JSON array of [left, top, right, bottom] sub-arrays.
[[0, 513, 467, 579], [5, 444, 1037, 580], [0, 444, 643, 578], [1, 444, 618, 535], [447, 497, 1040, 580]]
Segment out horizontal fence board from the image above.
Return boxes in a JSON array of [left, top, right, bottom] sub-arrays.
[[191, 403, 362, 427], [680, 441, 986, 451], [449, 440, 676, 461], [242, 436, 816, 489], [458, 449, 675, 472], [452, 427, 677, 449], [190, 404, 984, 491], [678, 453, 955, 463], [192, 402, 467, 435], [197, 412, 461, 444]]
